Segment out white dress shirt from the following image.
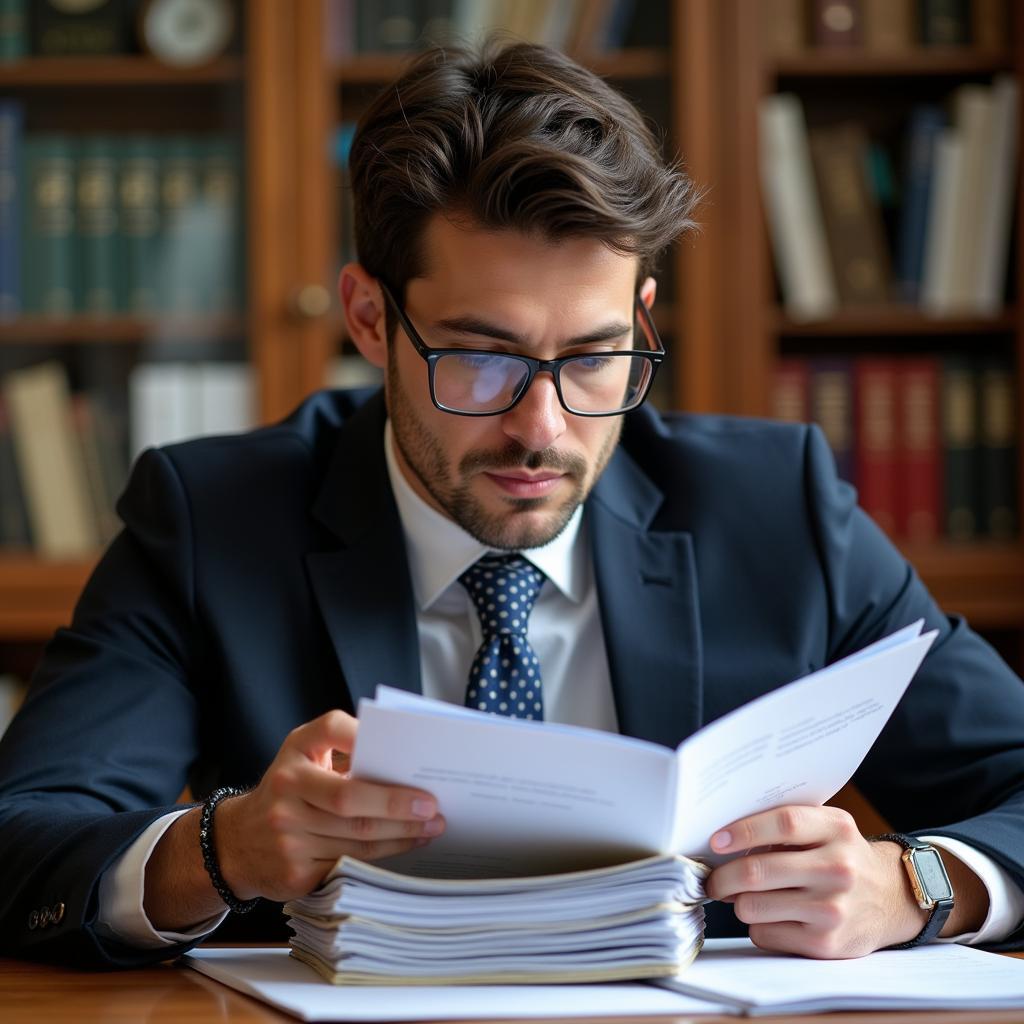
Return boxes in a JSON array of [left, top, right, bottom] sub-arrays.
[[96, 421, 1022, 948]]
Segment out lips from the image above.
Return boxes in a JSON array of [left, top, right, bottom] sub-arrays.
[[483, 471, 565, 498]]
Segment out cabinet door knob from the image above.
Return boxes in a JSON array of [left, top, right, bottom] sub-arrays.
[[291, 284, 332, 320]]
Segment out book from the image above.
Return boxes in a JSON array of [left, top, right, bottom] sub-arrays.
[[809, 359, 855, 484], [0, 396, 30, 547], [972, 75, 1018, 315], [862, 0, 913, 52], [919, 0, 969, 47], [940, 357, 979, 540], [759, 94, 838, 321], [286, 854, 708, 985], [771, 358, 809, 423], [119, 136, 162, 315], [808, 121, 891, 306], [978, 359, 1017, 540], [77, 135, 121, 316], [0, 99, 21, 318], [897, 359, 941, 542], [2, 361, 100, 558], [0, 0, 27, 61], [920, 127, 964, 316], [854, 359, 899, 536], [30, 0, 127, 56]]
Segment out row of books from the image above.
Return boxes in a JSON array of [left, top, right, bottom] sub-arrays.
[[773, 355, 1018, 542], [764, 0, 1010, 55], [0, 106, 244, 319], [760, 77, 1019, 321], [326, 0, 642, 58], [0, 360, 253, 559]]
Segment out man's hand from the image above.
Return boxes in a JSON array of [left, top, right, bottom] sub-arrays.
[[704, 805, 934, 959], [144, 709, 444, 929]]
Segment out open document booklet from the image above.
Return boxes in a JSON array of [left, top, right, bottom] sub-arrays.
[[285, 620, 938, 985]]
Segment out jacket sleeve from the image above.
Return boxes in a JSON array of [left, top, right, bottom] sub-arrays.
[[802, 423, 1024, 951], [0, 448, 209, 966]]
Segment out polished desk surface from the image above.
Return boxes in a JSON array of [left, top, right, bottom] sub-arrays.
[[4, 947, 1024, 1024]]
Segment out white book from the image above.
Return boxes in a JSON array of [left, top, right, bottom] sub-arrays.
[[758, 93, 838, 321], [128, 362, 197, 460], [920, 129, 965, 315], [944, 85, 993, 312], [659, 938, 1024, 1015], [973, 74, 1019, 314], [351, 621, 936, 878], [196, 362, 254, 436]]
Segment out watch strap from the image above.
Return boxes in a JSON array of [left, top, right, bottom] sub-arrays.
[[870, 833, 954, 948]]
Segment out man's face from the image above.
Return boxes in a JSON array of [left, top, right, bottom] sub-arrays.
[[384, 215, 648, 551]]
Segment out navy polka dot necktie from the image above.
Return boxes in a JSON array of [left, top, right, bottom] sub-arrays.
[[458, 554, 546, 720]]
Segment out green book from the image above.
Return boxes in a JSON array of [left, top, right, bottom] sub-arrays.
[[77, 135, 122, 315], [23, 134, 77, 317], [200, 136, 244, 314], [159, 135, 203, 315], [978, 360, 1018, 540], [0, 0, 26, 62], [119, 136, 161, 316], [940, 357, 981, 541]]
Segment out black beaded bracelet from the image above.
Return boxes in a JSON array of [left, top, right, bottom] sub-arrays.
[[199, 786, 259, 914]]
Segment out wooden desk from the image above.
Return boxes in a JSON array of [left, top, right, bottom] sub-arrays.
[[3, 948, 1024, 1023]]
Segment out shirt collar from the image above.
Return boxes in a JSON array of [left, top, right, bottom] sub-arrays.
[[384, 420, 585, 611]]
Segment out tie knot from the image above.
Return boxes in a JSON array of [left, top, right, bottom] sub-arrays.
[[458, 554, 546, 637]]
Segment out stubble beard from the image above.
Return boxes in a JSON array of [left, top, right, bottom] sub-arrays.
[[388, 365, 622, 550]]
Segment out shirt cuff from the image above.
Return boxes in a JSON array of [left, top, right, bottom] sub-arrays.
[[923, 834, 1024, 945], [95, 807, 229, 949]]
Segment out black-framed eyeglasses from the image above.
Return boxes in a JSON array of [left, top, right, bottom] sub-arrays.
[[379, 281, 665, 417]]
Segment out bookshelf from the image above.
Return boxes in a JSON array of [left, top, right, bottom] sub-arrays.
[[0, 0, 1021, 683]]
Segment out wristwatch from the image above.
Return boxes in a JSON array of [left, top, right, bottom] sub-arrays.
[[872, 833, 955, 948]]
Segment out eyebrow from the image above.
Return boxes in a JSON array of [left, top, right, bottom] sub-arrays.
[[431, 314, 634, 348]]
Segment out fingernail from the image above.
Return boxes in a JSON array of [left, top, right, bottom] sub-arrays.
[[422, 817, 444, 836], [412, 798, 435, 819], [712, 830, 732, 850]]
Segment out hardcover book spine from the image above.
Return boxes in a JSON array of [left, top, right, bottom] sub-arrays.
[[200, 136, 243, 313], [812, 0, 862, 47], [941, 357, 979, 540], [808, 122, 891, 306], [772, 358, 810, 423], [23, 134, 77, 317], [896, 106, 945, 305], [119, 136, 161, 316], [0, 99, 22, 318], [77, 135, 121, 316], [919, 0, 969, 46], [855, 359, 899, 537], [30, 0, 126, 56], [810, 359, 856, 485], [862, 0, 913, 51], [898, 359, 941, 543], [0, 396, 31, 547], [159, 135, 203, 315], [0, 0, 26, 61], [978, 360, 1017, 540]]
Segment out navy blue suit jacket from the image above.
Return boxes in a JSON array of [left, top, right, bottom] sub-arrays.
[[1, 388, 1023, 966]]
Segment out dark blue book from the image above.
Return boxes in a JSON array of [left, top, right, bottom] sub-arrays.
[[0, 100, 21, 319], [896, 105, 945, 306]]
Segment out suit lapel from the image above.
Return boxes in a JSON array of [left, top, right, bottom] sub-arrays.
[[305, 394, 422, 708], [588, 447, 703, 748]]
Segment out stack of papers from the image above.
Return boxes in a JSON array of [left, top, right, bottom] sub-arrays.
[[284, 853, 708, 985]]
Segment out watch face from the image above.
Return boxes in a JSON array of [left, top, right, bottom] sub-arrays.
[[912, 847, 954, 902]]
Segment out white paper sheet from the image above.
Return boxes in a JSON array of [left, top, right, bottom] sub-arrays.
[[183, 947, 732, 1021]]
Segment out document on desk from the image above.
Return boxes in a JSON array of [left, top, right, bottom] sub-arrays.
[[352, 620, 937, 875], [656, 938, 1024, 1014]]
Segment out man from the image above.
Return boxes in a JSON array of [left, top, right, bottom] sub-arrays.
[[1, 41, 1023, 968]]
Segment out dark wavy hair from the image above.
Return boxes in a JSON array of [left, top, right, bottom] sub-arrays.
[[348, 39, 703, 329]]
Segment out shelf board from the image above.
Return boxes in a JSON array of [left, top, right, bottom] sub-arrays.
[[0, 56, 243, 86], [334, 48, 669, 84], [0, 314, 246, 344], [771, 48, 1014, 79], [774, 306, 1018, 337]]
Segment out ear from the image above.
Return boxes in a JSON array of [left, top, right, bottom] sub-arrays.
[[639, 276, 657, 310], [338, 263, 387, 368]]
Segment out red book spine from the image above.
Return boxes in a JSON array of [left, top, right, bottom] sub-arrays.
[[854, 358, 900, 537], [772, 358, 810, 423], [898, 358, 942, 542]]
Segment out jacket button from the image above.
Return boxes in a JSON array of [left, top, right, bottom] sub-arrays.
[[27, 910, 38, 930], [51, 903, 65, 925]]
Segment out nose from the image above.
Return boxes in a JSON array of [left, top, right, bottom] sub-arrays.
[[500, 371, 568, 452]]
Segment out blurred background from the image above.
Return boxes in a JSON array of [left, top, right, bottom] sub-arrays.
[[0, 0, 1021, 731]]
